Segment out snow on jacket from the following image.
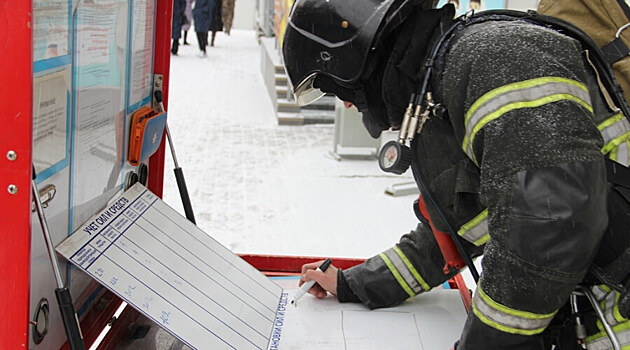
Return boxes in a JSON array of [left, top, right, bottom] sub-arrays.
[[337, 15, 630, 349]]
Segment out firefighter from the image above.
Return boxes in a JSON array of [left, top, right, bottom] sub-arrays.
[[282, 0, 630, 348]]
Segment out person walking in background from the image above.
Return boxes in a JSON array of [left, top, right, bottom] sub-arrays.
[[193, 0, 214, 57], [210, 0, 223, 47], [221, 0, 235, 35], [182, 0, 193, 45], [170, 0, 186, 55]]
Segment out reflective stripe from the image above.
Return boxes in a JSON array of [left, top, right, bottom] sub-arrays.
[[586, 321, 630, 350], [462, 77, 592, 164], [592, 285, 608, 301], [599, 113, 630, 167], [604, 291, 619, 327], [472, 284, 557, 336], [380, 247, 430, 297], [595, 286, 627, 331], [611, 141, 629, 166], [458, 209, 489, 246], [392, 246, 431, 292], [379, 252, 415, 298]]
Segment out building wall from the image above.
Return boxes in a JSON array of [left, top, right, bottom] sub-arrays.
[[505, 0, 539, 10], [233, 0, 257, 30]]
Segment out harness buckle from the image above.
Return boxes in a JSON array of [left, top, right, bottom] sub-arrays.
[[616, 22, 630, 38]]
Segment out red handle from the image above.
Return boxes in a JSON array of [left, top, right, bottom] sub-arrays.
[[417, 195, 465, 274]]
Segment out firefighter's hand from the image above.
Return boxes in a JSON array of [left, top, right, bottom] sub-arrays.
[[299, 260, 339, 298]]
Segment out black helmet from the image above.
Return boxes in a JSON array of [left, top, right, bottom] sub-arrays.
[[283, 0, 443, 137], [283, 0, 402, 105]]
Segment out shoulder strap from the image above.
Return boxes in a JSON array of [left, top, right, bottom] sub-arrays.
[[616, 0, 630, 21], [453, 10, 630, 123]]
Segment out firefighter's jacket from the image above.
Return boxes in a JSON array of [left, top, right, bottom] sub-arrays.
[[336, 15, 630, 349]]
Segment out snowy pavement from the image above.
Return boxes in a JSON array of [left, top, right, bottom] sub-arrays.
[[162, 30, 419, 259]]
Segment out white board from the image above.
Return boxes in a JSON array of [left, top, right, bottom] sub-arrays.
[[56, 183, 284, 350], [57, 184, 468, 349]]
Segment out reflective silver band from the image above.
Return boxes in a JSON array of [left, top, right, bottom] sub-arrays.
[[586, 326, 630, 350], [458, 209, 489, 246], [463, 77, 592, 163], [592, 285, 608, 301], [600, 116, 630, 146], [604, 291, 619, 327], [611, 140, 630, 167], [472, 284, 557, 335], [382, 248, 424, 295]]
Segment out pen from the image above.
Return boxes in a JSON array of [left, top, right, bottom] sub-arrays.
[[291, 258, 332, 306]]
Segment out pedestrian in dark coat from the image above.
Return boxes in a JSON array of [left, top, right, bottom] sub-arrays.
[[210, 0, 223, 47], [193, 0, 215, 57], [182, 0, 193, 45], [171, 0, 186, 55]]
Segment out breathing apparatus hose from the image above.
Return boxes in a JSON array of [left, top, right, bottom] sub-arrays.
[[409, 15, 480, 283], [410, 141, 480, 283]]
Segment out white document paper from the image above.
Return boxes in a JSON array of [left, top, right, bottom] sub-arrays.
[[33, 70, 68, 174], [57, 184, 468, 349], [273, 288, 467, 350]]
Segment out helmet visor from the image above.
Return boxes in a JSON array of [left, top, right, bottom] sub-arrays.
[[293, 73, 326, 106]]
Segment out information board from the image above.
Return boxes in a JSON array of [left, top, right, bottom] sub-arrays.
[[57, 184, 284, 349]]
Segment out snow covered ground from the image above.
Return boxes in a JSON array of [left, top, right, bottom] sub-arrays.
[[162, 30, 419, 259]]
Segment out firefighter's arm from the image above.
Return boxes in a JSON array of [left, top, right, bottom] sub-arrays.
[[335, 222, 460, 309]]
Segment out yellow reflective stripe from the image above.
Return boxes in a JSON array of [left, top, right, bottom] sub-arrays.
[[586, 319, 630, 350], [392, 246, 431, 292], [475, 233, 490, 246], [592, 285, 608, 301], [458, 209, 489, 246], [594, 286, 628, 332], [613, 140, 630, 166], [603, 131, 630, 155], [598, 112, 630, 166], [604, 287, 626, 325], [465, 77, 589, 127], [598, 113, 626, 131], [379, 253, 415, 298], [478, 285, 557, 320], [466, 94, 593, 165], [603, 291, 619, 327], [472, 284, 557, 336], [609, 140, 630, 166], [383, 248, 423, 294], [462, 77, 592, 165]]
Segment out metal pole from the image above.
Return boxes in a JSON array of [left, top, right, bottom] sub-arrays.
[[32, 167, 86, 350], [154, 91, 196, 224]]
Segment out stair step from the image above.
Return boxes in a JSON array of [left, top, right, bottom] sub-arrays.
[[277, 100, 300, 113], [277, 110, 335, 125], [275, 65, 285, 74], [274, 74, 288, 86], [276, 98, 335, 112], [275, 86, 289, 99]]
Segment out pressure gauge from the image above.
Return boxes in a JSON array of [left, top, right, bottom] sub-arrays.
[[378, 141, 412, 174]]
